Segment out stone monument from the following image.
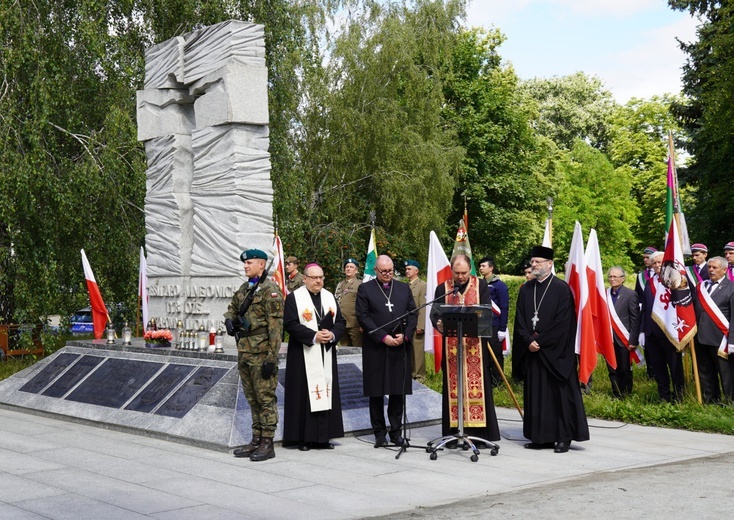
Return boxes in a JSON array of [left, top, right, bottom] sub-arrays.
[[136, 20, 273, 336]]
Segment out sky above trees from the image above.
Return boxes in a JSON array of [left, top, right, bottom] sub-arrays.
[[466, 0, 699, 102]]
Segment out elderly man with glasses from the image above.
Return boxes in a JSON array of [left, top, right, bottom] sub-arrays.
[[605, 266, 640, 398], [356, 255, 417, 448]]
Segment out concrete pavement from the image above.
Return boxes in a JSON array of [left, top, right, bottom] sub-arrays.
[[1, 405, 732, 519]]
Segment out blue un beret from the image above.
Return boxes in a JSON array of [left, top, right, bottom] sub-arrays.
[[240, 249, 268, 262], [404, 259, 420, 269]]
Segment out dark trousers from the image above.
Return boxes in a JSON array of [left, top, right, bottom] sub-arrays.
[[369, 395, 403, 438], [695, 341, 734, 402], [487, 326, 504, 387], [607, 341, 633, 398], [646, 334, 684, 402]]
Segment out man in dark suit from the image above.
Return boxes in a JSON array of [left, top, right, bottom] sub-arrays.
[[641, 252, 684, 403], [605, 266, 640, 398], [693, 256, 734, 403], [356, 255, 417, 447]]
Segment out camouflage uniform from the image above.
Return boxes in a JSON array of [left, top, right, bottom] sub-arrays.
[[286, 271, 305, 293], [335, 277, 363, 346], [225, 278, 284, 437]]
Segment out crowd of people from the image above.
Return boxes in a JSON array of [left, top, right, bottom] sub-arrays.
[[224, 240, 734, 461]]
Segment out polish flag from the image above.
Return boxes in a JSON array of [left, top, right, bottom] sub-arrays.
[[139, 247, 148, 332], [585, 229, 616, 370], [272, 234, 288, 297], [565, 222, 596, 384], [426, 231, 452, 372], [81, 249, 109, 339]]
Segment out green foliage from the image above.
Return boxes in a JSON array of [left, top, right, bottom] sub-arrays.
[[669, 1, 734, 248], [443, 28, 550, 273]]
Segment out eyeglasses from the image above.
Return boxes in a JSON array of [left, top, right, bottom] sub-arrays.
[[529, 259, 550, 265], [305, 275, 324, 280], [377, 269, 394, 275]]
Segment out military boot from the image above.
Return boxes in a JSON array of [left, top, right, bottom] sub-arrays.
[[250, 437, 275, 461], [233, 433, 261, 458]]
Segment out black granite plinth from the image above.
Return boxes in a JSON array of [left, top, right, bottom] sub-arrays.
[[125, 364, 196, 413], [19, 353, 81, 394], [156, 366, 228, 418], [65, 358, 163, 408], [41, 355, 105, 398]]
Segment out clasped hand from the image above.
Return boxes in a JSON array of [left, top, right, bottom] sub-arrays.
[[315, 329, 333, 344], [384, 334, 404, 347]]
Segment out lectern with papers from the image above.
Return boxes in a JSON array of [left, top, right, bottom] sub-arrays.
[[427, 305, 499, 461]]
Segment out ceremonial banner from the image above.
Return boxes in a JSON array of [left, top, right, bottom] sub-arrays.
[[363, 228, 377, 282], [565, 222, 596, 384], [272, 234, 288, 297], [81, 249, 109, 339], [585, 229, 616, 369], [653, 218, 697, 350], [451, 219, 476, 275], [665, 134, 691, 255], [426, 231, 452, 371]]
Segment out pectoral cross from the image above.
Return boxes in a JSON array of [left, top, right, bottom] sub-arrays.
[[385, 301, 394, 312], [531, 311, 539, 330]]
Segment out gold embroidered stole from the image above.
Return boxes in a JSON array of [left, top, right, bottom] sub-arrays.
[[445, 277, 487, 428]]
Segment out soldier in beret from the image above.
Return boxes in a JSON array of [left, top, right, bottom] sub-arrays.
[[686, 243, 709, 287], [335, 258, 363, 347], [225, 249, 284, 461], [725, 242, 734, 281], [285, 256, 305, 293], [404, 259, 427, 381]]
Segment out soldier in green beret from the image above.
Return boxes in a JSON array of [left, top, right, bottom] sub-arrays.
[[335, 258, 363, 347], [225, 249, 284, 461]]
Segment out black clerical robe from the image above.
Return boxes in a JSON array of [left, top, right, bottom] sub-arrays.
[[429, 277, 500, 442], [356, 278, 417, 396], [514, 275, 589, 444], [282, 288, 346, 444]]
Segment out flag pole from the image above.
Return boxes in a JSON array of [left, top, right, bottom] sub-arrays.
[[688, 338, 703, 405], [486, 345, 523, 418], [546, 197, 553, 246]]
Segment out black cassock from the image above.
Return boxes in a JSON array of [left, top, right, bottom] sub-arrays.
[[514, 275, 590, 444], [429, 279, 500, 442], [282, 289, 346, 445], [356, 279, 417, 396]]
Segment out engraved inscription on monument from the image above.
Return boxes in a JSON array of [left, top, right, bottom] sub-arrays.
[[155, 366, 228, 418], [19, 353, 81, 394], [41, 355, 105, 398], [65, 359, 163, 408], [126, 364, 196, 413]]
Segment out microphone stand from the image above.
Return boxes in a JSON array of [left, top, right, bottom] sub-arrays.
[[369, 288, 459, 460]]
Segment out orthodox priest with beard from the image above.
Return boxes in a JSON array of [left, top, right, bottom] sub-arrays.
[[356, 255, 417, 447], [429, 254, 500, 445], [283, 263, 346, 451], [514, 246, 589, 454]]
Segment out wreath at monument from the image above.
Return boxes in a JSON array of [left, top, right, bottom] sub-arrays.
[[144, 329, 173, 348]]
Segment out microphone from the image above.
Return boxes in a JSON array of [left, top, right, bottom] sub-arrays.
[[450, 286, 460, 295]]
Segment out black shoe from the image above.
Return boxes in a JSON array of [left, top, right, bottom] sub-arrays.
[[374, 436, 388, 448], [313, 442, 335, 450], [554, 441, 571, 453], [298, 443, 311, 451], [389, 435, 405, 446], [233, 435, 261, 458], [524, 442, 554, 450]]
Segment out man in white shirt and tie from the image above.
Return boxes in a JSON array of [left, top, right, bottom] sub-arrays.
[[693, 256, 734, 403]]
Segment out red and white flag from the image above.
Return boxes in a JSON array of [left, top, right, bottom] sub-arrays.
[[652, 217, 697, 350], [585, 229, 616, 370], [81, 249, 109, 339], [565, 222, 596, 384], [139, 247, 148, 332], [272, 234, 288, 297], [426, 231, 452, 372]]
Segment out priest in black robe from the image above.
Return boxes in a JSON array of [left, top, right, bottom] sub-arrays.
[[514, 246, 589, 453], [429, 255, 500, 444], [356, 255, 417, 447], [283, 263, 346, 451]]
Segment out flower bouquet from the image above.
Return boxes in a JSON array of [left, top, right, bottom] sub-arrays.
[[144, 329, 173, 348]]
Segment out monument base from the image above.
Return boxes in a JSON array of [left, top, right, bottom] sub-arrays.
[[0, 341, 441, 451]]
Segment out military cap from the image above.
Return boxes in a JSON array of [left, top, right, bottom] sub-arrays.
[[690, 243, 708, 253], [343, 257, 360, 268], [404, 259, 420, 269], [530, 245, 554, 260], [643, 246, 657, 254], [724, 242, 734, 251], [240, 249, 268, 262], [285, 256, 298, 264]]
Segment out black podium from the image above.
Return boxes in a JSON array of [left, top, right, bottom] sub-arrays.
[[427, 305, 499, 461]]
